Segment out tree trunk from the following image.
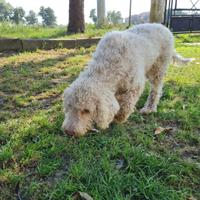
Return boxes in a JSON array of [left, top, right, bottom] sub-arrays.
[[67, 0, 85, 34], [150, 0, 166, 23], [97, 0, 106, 27]]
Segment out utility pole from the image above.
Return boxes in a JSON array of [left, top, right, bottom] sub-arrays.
[[128, 0, 132, 27], [97, 0, 105, 27], [150, 0, 166, 23]]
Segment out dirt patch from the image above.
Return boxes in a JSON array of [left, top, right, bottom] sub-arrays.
[[161, 120, 181, 130], [181, 147, 200, 160], [36, 93, 62, 109], [37, 154, 71, 185], [156, 120, 184, 148], [158, 131, 185, 150], [180, 147, 200, 169]]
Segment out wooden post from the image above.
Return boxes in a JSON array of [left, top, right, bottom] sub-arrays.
[[150, 0, 166, 23], [97, 0, 105, 27]]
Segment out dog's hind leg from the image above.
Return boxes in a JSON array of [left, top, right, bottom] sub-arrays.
[[140, 57, 170, 114]]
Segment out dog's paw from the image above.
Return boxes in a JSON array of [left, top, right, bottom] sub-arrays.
[[140, 107, 157, 114], [114, 115, 128, 124]]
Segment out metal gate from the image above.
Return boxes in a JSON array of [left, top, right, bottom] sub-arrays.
[[164, 0, 200, 32]]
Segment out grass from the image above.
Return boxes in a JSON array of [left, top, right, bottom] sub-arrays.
[[0, 23, 67, 39], [0, 23, 125, 39], [175, 34, 200, 44], [0, 23, 200, 43], [0, 43, 200, 200], [1, 22, 200, 43]]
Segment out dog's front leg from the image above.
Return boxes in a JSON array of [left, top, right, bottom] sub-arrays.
[[114, 86, 144, 123]]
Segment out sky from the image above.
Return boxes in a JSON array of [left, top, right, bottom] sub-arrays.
[[6, 0, 196, 25]]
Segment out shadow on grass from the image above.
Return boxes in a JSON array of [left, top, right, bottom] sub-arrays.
[[0, 51, 20, 58], [0, 50, 88, 122]]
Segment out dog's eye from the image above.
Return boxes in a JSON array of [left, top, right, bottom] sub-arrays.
[[82, 109, 90, 114]]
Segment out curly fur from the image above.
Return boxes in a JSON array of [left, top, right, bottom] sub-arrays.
[[62, 23, 192, 136]]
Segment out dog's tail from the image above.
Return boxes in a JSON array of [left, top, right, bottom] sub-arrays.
[[172, 51, 194, 66]]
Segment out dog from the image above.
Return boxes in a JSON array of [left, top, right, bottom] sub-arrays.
[[62, 23, 193, 136]]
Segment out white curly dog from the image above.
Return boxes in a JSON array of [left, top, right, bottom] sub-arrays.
[[62, 23, 192, 136]]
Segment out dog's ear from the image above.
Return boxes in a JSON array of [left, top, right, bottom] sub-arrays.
[[63, 87, 73, 113], [95, 91, 120, 129]]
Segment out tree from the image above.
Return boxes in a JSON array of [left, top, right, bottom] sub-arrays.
[[107, 11, 123, 25], [39, 6, 56, 26], [25, 10, 38, 25], [89, 9, 97, 24], [97, 0, 106, 27], [67, 0, 85, 34], [12, 7, 25, 24], [0, 0, 13, 21], [150, 0, 165, 23]]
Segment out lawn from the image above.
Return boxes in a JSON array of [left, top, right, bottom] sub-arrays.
[[0, 42, 200, 199], [1, 22, 200, 43], [0, 23, 125, 39]]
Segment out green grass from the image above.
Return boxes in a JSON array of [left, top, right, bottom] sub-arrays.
[[1, 22, 200, 43], [0, 23, 125, 39], [0, 44, 200, 200], [175, 34, 200, 44], [0, 23, 67, 39]]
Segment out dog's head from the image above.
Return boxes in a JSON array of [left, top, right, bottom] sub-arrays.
[[62, 83, 120, 137]]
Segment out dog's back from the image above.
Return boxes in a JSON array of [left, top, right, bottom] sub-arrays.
[[127, 23, 174, 46]]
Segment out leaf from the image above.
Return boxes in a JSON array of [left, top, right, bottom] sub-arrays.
[[72, 192, 93, 200], [116, 159, 125, 170], [182, 104, 186, 110], [154, 127, 165, 135], [154, 127, 174, 135], [91, 128, 100, 133]]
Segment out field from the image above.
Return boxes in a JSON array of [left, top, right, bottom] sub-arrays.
[[0, 36, 200, 199]]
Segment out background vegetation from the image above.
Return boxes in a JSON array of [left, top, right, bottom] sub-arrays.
[[0, 0, 57, 26]]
